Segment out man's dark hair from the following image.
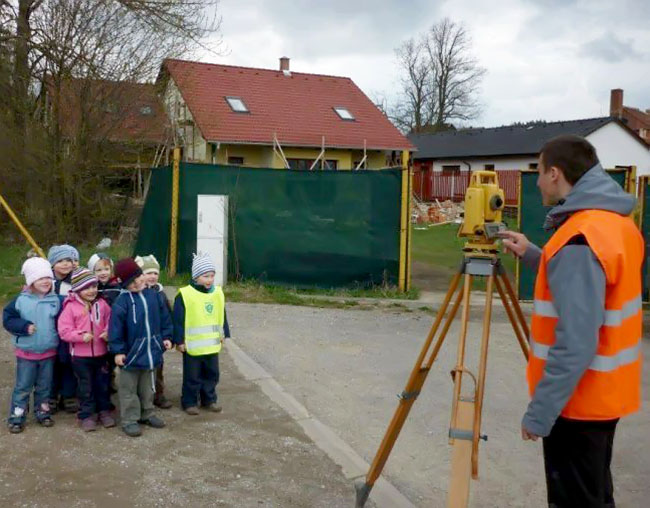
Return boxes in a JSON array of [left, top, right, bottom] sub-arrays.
[[539, 135, 599, 185]]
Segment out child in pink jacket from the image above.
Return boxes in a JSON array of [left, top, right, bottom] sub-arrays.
[[58, 268, 114, 431]]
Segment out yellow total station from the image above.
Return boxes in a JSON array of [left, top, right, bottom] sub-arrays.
[[458, 171, 506, 251]]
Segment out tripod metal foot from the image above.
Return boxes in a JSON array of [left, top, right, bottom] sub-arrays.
[[354, 480, 372, 507]]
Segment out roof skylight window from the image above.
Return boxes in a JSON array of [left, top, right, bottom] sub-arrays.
[[225, 96, 249, 113], [334, 107, 355, 121]]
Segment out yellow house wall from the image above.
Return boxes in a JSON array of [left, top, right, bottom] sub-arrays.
[[213, 144, 273, 167], [206, 145, 392, 169]]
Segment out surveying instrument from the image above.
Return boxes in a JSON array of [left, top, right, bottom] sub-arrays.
[[355, 171, 530, 507]]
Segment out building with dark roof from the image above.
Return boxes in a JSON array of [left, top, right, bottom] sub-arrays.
[[408, 117, 650, 201], [156, 57, 414, 169]]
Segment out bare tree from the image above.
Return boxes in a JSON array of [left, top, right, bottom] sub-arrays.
[[424, 18, 485, 126], [391, 18, 485, 133], [392, 37, 432, 133], [0, 0, 222, 241]]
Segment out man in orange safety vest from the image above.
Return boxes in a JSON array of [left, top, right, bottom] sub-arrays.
[[501, 134, 643, 508]]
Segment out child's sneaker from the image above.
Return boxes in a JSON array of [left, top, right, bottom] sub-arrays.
[[63, 398, 79, 414], [138, 416, 165, 428], [80, 417, 97, 432], [48, 399, 59, 415], [8, 423, 24, 434], [154, 395, 173, 409], [184, 406, 200, 416], [38, 416, 55, 427], [122, 423, 142, 437], [205, 403, 222, 413], [98, 411, 116, 428]]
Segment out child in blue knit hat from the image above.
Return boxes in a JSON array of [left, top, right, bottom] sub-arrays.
[[47, 244, 79, 414], [48, 245, 74, 297]]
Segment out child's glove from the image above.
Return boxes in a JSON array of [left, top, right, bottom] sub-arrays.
[[163, 339, 172, 350], [115, 354, 126, 366]]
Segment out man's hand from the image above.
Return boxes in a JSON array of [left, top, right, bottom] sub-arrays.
[[100, 331, 108, 342], [82, 332, 93, 343], [115, 354, 126, 366], [521, 424, 540, 441], [27, 324, 36, 335], [176, 344, 186, 353], [163, 339, 172, 350], [498, 231, 530, 258]]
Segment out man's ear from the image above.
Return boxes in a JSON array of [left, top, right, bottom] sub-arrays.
[[549, 165, 561, 183]]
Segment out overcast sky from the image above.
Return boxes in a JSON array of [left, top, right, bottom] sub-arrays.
[[199, 0, 650, 128]]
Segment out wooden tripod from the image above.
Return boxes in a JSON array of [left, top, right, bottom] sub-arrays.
[[355, 253, 530, 508]]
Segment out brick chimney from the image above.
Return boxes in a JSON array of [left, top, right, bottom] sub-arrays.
[[610, 88, 623, 118], [279, 57, 290, 72]]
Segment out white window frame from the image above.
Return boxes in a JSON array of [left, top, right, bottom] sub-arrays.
[[333, 106, 355, 121], [225, 96, 249, 113]]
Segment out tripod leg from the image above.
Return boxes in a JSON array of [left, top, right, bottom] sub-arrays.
[[495, 276, 529, 361], [471, 273, 495, 479], [447, 399, 474, 508], [355, 271, 463, 507], [499, 268, 530, 339], [449, 273, 473, 441], [446, 273, 475, 508]]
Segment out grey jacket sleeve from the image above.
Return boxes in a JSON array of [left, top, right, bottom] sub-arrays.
[[521, 244, 605, 437], [522, 243, 542, 272]]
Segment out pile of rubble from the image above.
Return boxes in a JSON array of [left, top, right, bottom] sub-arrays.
[[412, 199, 463, 225]]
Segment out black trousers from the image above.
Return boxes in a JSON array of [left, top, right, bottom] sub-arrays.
[[543, 416, 618, 508], [71, 355, 112, 420], [181, 353, 219, 409]]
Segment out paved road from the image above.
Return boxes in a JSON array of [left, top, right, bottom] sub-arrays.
[[230, 300, 650, 507]]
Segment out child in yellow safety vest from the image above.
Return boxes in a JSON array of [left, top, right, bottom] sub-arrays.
[[172, 253, 230, 415]]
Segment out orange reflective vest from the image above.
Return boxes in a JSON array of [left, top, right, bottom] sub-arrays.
[[528, 209, 644, 420]]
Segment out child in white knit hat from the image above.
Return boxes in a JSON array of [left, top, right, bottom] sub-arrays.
[[172, 253, 230, 415], [3, 258, 60, 433]]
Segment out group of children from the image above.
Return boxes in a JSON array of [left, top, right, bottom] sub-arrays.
[[3, 245, 230, 437]]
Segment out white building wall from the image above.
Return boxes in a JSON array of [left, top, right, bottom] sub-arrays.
[[429, 157, 537, 172], [425, 122, 650, 176], [586, 122, 650, 176]]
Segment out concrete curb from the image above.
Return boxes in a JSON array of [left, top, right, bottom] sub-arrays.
[[225, 340, 416, 508]]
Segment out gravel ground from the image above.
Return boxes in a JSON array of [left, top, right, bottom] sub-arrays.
[[230, 300, 650, 508], [0, 330, 360, 507]]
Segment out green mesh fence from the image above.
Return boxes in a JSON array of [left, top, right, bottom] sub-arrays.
[[518, 169, 629, 300], [134, 163, 404, 287]]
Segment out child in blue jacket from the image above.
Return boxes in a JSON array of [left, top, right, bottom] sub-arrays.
[[3, 258, 61, 433], [108, 258, 173, 437]]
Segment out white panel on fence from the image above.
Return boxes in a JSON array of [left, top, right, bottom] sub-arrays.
[[197, 195, 228, 287]]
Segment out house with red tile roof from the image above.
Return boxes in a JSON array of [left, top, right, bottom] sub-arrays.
[[45, 78, 168, 172], [156, 57, 414, 169]]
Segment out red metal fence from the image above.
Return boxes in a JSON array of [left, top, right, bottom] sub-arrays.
[[413, 169, 520, 206]]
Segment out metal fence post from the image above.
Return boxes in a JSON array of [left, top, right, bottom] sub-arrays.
[[168, 147, 181, 277]]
